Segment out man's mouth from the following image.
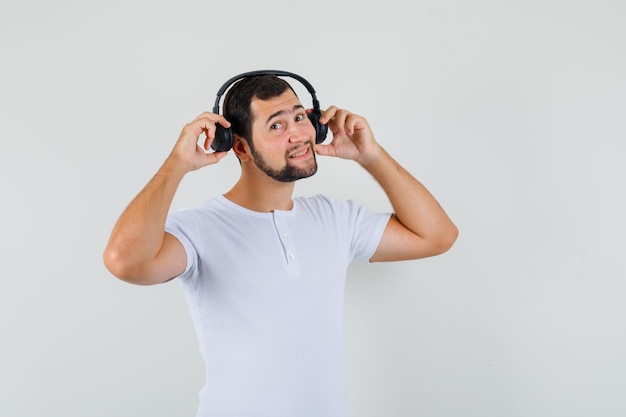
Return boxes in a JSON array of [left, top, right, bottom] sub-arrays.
[[288, 145, 312, 159]]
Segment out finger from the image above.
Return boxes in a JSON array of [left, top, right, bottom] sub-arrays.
[[194, 118, 231, 142], [191, 113, 231, 133], [200, 132, 212, 151], [196, 132, 229, 155], [319, 106, 339, 124], [345, 113, 362, 136], [197, 128, 221, 151], [329, 109, 350, 135]]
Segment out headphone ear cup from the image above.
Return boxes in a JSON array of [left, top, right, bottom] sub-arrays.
[[308, 111, 328, 144], [211, 125, 233, 152]]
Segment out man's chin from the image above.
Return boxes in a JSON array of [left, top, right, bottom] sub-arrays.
[[276, 164, 318, 182], [298, 165, 318, 180]]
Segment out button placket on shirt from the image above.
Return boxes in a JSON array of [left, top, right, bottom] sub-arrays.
[[273, 213, 300, 276]]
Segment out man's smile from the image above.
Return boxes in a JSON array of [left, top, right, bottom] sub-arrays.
[[288, 144, 313, 159]]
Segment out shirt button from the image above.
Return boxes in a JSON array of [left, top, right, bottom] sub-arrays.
[[289, 253, 295, 260]]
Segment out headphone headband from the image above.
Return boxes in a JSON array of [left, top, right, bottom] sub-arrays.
[[212, 70, 321, 114]]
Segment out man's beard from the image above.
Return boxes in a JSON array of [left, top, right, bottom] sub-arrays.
[[249, 141, 318, 182]]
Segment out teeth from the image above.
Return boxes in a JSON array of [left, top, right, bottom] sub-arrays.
[[291, 149, 307, 158]]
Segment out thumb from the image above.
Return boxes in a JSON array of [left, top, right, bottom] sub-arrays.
[[314, 144, 336, 157], [204, 150, 229, 165]]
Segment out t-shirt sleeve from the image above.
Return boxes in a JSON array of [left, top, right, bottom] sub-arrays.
[[348, 202, 391, 262], [164, 209, 201, 279]]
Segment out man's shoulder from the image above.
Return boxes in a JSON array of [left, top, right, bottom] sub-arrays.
[[167, 195, 227, 221]]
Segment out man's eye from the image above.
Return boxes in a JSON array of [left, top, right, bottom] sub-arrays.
[[271, 122, 283, 130], [295, 114, 305, 122]]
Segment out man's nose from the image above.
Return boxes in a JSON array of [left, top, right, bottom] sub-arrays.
[[288, 121, 313, 142]]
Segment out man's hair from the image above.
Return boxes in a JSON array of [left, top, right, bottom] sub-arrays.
[[223, 74, 296, 143]]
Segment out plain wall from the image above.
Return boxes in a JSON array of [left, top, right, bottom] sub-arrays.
[[1, 0, 625, 416]]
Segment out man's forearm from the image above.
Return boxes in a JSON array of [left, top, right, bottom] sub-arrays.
[[361, 146, 458, 248]]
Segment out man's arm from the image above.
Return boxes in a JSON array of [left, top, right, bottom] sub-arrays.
[[315, 106, 458, 262], [103, 112, 230, 285]]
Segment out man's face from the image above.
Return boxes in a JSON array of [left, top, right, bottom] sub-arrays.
[[246, 90, 318, 182]]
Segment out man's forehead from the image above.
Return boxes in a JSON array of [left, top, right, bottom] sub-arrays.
[[250, 90, 303, 120]]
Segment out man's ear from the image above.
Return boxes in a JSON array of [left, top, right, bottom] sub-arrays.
[[232, 134, 252, 162]]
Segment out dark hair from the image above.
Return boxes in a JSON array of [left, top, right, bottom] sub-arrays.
[[223, 74, 296, 143]]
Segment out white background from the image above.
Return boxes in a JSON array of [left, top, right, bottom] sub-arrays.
[[1, 0, 625, 416]]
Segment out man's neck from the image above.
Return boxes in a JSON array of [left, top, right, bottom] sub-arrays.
[[224, 174, 295, 213]]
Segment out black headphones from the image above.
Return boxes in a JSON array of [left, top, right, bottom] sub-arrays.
[[211, 70, 328, 152]]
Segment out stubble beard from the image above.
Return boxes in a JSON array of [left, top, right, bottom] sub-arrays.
[[249, 141, 318, 183]]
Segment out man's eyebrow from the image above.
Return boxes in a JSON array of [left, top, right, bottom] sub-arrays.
[[266, 105, 305, 125]]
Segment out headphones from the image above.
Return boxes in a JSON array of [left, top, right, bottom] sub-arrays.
[[211, 70, 328, 152]]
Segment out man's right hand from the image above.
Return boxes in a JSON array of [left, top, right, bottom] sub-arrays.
[[170, 112, 231, 172]]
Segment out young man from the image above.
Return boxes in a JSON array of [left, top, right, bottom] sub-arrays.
[[104, 73, 457, 416]]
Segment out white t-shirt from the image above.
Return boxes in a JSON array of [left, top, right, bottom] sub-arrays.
[[165, 194, 390, 417]]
